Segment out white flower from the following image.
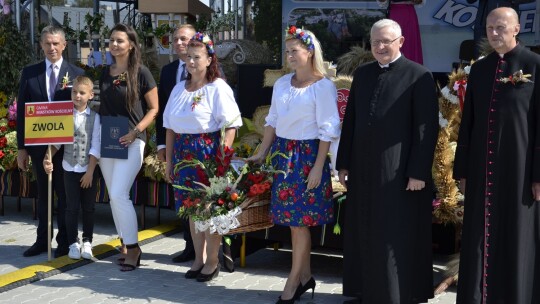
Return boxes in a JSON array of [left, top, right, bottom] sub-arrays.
[[463, 65, 471, 74], [441, 87, 459, 104], [439, 112, 448, 128], [5, 131, 16, 145], [207, 176, 232, 196], [295, 29, 302, 35], [202, 36, 210, 43]]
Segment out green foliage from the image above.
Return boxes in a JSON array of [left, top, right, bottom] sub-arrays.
[[84, 12, 108, 38], [252, 0, 282, 64], [0, 17, 31, 96], [206, 10, 241, 39], [194, 14, 211, 33]]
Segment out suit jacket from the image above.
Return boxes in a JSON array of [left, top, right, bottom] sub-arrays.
[[17, 59, 84, 149], [156, 59, 181, 147]]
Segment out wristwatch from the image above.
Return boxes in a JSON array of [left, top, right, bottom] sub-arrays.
[[132, 127, 142, 136]]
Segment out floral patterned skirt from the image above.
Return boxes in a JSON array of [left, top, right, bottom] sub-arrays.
[[270, 137, 334, 227], [172, 131, 220, 211]]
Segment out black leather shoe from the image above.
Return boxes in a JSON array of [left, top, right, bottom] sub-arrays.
[[23, 243, 47, 257], [172, 249, 195, 263], [196, 264, 220, 282], [54, 244, 69, 258], [185, 265, 204, 279]]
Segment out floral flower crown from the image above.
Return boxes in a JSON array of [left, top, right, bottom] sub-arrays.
[[285, 25, 315, 50], [192, 32, 215, 55]]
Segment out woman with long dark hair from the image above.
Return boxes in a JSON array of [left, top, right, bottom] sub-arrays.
[[99, 23, 158, 271]]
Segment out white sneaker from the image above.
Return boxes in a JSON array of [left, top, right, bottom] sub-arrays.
[[68, 242, 81, 259], [81, 241, 93, 259]]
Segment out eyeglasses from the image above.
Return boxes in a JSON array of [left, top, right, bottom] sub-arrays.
[[370, 36, 401, 47]]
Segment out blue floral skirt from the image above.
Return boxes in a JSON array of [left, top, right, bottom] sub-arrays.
[[172, 131, 220, 211], [270, 137, 334, 227]]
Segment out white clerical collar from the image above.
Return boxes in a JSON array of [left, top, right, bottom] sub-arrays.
[[378, 53, 401, 68]]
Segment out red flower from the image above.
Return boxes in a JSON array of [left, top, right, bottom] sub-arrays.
[[217, 198, 225, 205], [302, 215, 314, 226], [305, 147, 311, 155], [286, 141, 295, 151], [216, 146, 234, 168], [308, 196, 315, 205], [196, 168, 209, 185], [279, 190, 289, 200], [288, 188, 294, 196], [0, 126, 6, 132], [0, 137, 6, 148], [288, 25, 297, 35], [8, 120, 15, 128], [185, 154, 194, 161], [284, 211, 292, 218], [303, 165, 311, 177], [216, 164, 226, 177], [0, 150, 4, 158], [203, 134, 213, 145]]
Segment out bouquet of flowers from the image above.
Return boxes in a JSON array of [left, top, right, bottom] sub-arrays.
[[0, 96, 18, 171], [175, 125, 284, 234]]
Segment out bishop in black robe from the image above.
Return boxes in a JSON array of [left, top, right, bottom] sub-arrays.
[[453, 44, 540, 304], [336, 54, 438, 303]]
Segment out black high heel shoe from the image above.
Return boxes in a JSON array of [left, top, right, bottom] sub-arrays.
[[185, 265, 204, 279], [294, 277, 316, 299], [116, 238, 127, 265], [275, 295, 296, 304], [196, 264, 220, 282], [120, 244, 141, 272]]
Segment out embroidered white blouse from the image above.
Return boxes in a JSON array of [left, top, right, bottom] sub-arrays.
[[265, 73, 340, 142], [163, 78, 242, 134]]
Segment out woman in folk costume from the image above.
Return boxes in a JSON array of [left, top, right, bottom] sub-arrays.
[[249, 27, 340, 303], [163, 32, 242, 282]]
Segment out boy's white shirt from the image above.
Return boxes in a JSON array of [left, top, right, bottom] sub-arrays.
[[54, 106, 101, 173]]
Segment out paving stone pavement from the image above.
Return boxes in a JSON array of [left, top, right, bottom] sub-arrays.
[[0, 197, 456, 303]]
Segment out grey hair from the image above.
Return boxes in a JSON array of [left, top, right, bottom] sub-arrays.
[[370, 19, 402, 37], [40, 25, 66, 42]]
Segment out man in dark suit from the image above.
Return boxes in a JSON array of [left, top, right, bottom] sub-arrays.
[[17, 25, 84, 258], [156, 24, 197, 263]]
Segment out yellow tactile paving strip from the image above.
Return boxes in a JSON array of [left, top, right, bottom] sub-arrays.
[[0, 222, 180, 289]]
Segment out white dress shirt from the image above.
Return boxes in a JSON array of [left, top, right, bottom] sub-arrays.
[[265, 73, 340, 142], [163, 78, 242, 134]]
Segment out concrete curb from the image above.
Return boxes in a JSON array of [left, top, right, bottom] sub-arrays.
[[0, 222, 181, 293]]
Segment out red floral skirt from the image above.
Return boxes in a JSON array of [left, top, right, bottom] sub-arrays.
[[172, 131, 220, 211], [270, 137, 334, 227]]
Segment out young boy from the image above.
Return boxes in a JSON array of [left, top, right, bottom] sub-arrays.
[[44, 76, 101, 259]]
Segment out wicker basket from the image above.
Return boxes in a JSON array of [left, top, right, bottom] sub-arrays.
[[220, 192, 273, 235]]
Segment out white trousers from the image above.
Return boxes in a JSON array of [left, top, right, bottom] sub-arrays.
[[99, 138, 145, 245]]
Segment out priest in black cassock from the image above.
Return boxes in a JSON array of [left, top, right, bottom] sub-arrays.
[[336, 19, 438, 304], [453, 7, 540, 304]]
